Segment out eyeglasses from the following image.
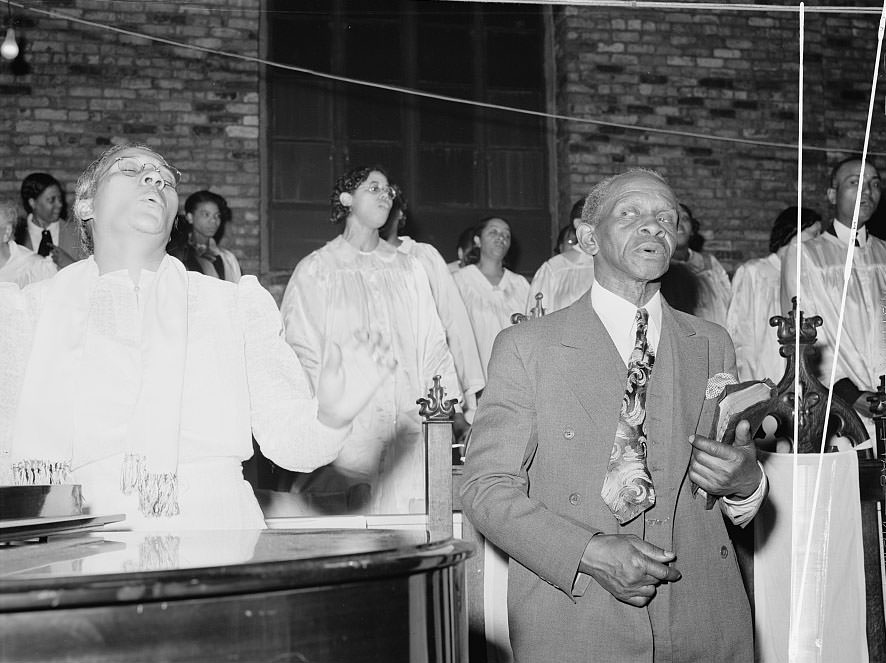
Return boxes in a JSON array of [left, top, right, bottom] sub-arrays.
[[359, 183, 397, 199], [107, 157, 181, 191]]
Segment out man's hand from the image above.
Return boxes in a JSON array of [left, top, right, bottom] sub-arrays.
[[316, 330, 397, 429], [688, 419, 761, 500], [579, 534, 681, 607]]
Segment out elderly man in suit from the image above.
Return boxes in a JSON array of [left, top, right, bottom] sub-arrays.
[[461, 169, 766, 662]]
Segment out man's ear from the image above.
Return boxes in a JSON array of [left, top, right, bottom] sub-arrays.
[[575, 221, 598, 256], [339, 191, 353, 208], [826, 186, 837, 206], [74, 199, 94, 222]]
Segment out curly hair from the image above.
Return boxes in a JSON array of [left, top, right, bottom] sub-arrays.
[[329, 164, 390, 224], [768, 206, 822, 254]]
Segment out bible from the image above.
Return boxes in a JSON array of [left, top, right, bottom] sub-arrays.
[[694, 378, 778, 509]]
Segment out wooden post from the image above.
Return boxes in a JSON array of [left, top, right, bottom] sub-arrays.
[[417, 375, 458, 541]]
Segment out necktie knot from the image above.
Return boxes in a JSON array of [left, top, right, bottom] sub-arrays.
[[37, 229, 54, 257]]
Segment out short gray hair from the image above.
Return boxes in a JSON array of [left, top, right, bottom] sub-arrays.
[[580, 168, 670, 227]]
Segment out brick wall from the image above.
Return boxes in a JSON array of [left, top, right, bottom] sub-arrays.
[[554, 4, 886, 273], [0, 0, 262, 274], [2, 2, 884, 283]]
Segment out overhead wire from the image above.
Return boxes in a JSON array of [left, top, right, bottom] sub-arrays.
[[9, 0, 886, 157]]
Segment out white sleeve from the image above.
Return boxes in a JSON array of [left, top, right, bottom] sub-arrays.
[[239, 276, 348, 472]]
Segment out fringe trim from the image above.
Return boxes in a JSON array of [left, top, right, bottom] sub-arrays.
[[120, 453, 180, 518], [11, 459, 71, 485]]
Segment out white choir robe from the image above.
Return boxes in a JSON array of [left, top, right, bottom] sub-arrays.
[[453, 264, 530, 380], [526, 246, 594, 315], [281, 236, 460, 515], [726, 253, 787, 383]]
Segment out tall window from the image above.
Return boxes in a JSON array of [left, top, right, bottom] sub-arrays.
[[265, 0, 550, 274]]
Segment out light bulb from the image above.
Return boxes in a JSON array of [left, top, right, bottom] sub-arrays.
[[1, 26, 19, 61]]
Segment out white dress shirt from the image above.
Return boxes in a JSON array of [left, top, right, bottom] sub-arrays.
[[590, 279, 766, 526], [27, 215, 59, 249]]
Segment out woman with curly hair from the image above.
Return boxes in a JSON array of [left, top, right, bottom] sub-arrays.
[[281, 165, 459, 516]]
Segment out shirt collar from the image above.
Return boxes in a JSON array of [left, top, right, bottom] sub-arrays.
[[590, 279, 663, 363], [831, 219, 868, 247]]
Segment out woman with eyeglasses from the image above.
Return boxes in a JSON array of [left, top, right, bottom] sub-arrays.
[[15, 172, 84, 268], [280, 165, 460, 516], [0, 144, 395, 530], [167, 190, 242, 282], [453, 216, 530, 380]]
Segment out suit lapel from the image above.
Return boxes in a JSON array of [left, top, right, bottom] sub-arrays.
[[646, 303, 709, 515], [554, 290, 626, 438]]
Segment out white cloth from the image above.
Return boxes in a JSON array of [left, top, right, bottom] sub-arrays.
[[27, 215, 59, 250], [726, 253, 786, 383], [0, 258, 348, 530], [673, 249, 733, 326], [754, 450, 868, 662], [526, 247, 594, 314], [0, 240, 56, 287], [453, 264, 530, 379], [396, 236, 485, 403], [281, 235, 460, 515], [591, 279, 766, 524], [781, 230, 886, 435]]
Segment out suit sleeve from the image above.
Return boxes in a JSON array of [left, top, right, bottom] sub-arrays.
[[459, 327, 598, 599]]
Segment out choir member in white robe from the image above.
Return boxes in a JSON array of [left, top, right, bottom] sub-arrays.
[[380, 194, 485, 422], [453, 217, 530, 379], [281, 166, 460, 516], [0, 144, 395, 531], [0, 199, 56, 287], [726, 206, 821, 382], [526, 200, 594, 315], [670, 202, 732, 326], [781, 157, 886, 436]]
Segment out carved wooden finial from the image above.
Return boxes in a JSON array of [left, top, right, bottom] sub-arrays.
[[766, 297, 869, 453], [417, 375, 457, 422], [770, 296, 823, 357], [511, 292, 546, 325]]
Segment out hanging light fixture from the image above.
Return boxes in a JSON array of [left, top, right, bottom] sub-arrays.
[[1, 0, 18, 61]]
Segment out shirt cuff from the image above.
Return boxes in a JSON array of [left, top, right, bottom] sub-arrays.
[[719, 460, 768, 527]]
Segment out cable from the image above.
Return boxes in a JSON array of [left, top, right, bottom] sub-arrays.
[[9, 0, 886, 157]]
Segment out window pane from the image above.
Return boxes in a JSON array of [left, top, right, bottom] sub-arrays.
[[347, 142, 404, 181], [268, 10, 331, 71], [418, 96, 475, 144], [483, 92, 544, 147], [347, 87, 402, 140], [487, 31, 543, 89], [417, 26, 472, 86], [417, 147, 476, 206], [487, 149, 546, 208], [344, 21, 403, 83], [271, 75, 332, 139], [269, 204, 338, 271], [272, 141, 333, 202]]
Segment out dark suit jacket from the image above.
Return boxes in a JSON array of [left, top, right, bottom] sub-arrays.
[[460, 289, 753, 663], [15, 217, 84, 268]]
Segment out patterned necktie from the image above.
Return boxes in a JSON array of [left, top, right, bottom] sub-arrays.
[[37, 229, 53, 257], [601, 308, 656, 524]]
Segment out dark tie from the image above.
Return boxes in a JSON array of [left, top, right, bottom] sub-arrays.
[[601, 308, 656, 524], [212, 254, 226, 281], [37, 229, 53, 257]]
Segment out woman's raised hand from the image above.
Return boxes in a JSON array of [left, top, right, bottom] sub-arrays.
[[316, 330, 397, 429]]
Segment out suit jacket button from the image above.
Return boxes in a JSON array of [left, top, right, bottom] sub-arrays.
[[564, 427, 575, 440], [568, 493, 581, 505], [720, 545, 729, 558]]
